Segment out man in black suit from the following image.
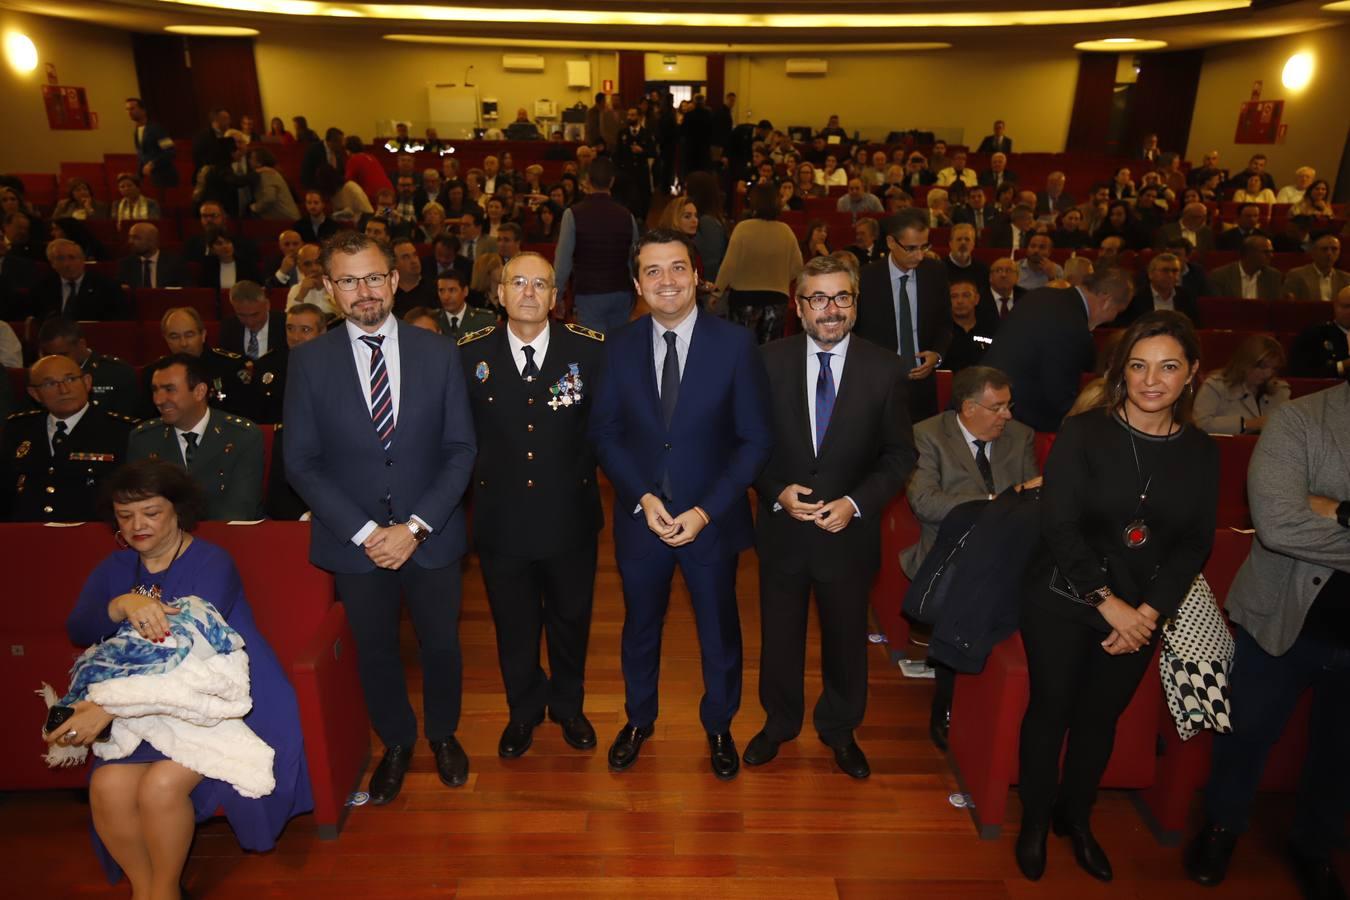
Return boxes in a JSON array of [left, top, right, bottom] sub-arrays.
[[1116, 252, 1199, 327], [976, 120, 1013, 155], [183, 201, 259, 262], [390, 237, 438, 318], [253, 302, 326, 426], [982, 266, 1134, 432], [263, 230, 305, 290], [294, 191, 338, 245], [32, 240, 129, 321], [950, 187, 995, 232], [412, 168, 445, 221], [300, 127, 344, 191], [977, 152, 1018, 192], [854, 209, 952, 422], [1035, 172, 1076, 217], [845, 218, 886, 268], [284, 230, 476, 805], [1288, 286, 1350, 378], [219, 280, 287, 361], [987, 256, 1027, 322], [1215, 204, 1269, 253], [117, 223, 188, 289], [458, 251, 607, 759], [191, 107, 230, 176], [746, 255, 915, 779], [988, 205, 1036, 251]]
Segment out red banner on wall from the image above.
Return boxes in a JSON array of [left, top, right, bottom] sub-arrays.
[[41, 85, 93, 130], [1234, 100, 1283, 144]]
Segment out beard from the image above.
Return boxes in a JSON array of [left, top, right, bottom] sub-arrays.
[[348, 297, 390, 328], [803, 314, 851, 345]]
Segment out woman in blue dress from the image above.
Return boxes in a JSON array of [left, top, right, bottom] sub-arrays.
[[47, 459, 312, 897]]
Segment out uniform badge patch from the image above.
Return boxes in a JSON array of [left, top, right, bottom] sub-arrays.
[[475, 361, 490, 382], [15, 440, 30, 458], [262, 371, 275, 385]]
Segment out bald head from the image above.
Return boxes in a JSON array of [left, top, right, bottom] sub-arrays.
[[28, 354, 90, 418], [278, 229, 302, 257], [1180, 203, 1208, 229], [128, 222, 160, 256]]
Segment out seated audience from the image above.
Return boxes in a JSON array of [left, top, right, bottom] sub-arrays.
[[253, 301, 326, 426], [1283, 234, 1348, 302], [113, 174, 161, 228], [435, 270, 495, 338], [1232, 172, 1276, 205], [1290, 178, 1334, 218], [37, 316, 139, 416], [53, 178, 108, 221], [1156, 202, 1215, 254], [294, 190, 338, 245], [1110, 166, 1137, 200], [129, 354, 264, 520], [391, 237, 437, 316], [794, 162, 825, 199], [1051, 207, 1092, 250], [847, 217, 886, 268], [1166, 237, 1215, 298], [1118, 252, 1199, 325], [936, 151, 978, 189], [1092, 201, 1149, 251], [402, 305, 443, 333], [200, 229, 260, 291], [221, 280, 285, 361], [362, 216, 391, 244], [414, 201, 447, 243], [495, 222, 522, 265], [978, 152, 1017, 192], [951, 186, 994, 231], [32, 239, 128, 321], [504, 107, 543, 140], [264, 229, 304, 289], [247, 147, 300, 221], [801, 219, 832, 262], [467, 252, 504, 311], [925, 188, 953, 228], [987, 256, 1025, 320], [2, 353, 137, 521], [989, 204, 1036, 250], [183, 202, 258, 261], [1216, 203, 1268, 252], [1193, 334, 1289, 434], [1276, 166, 1316, 205], [1036, 171, 1075, 216], [1017, 233, 1063, 290], [285, 243, 336, 318], [145, 307, 258, 421], [54, 459, 309, 897], [117, 223, 187, 289], [943, 278, 999, 372], [265, 116, 293, 144], [1210, 235, 1282, 300], [1189, 150, 1226, 188], [837, 178, 883, 215], [1062, 255, 1094, 289], [1288, 286, 1350, 377]]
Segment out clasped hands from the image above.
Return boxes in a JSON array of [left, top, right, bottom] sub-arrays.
[[1098, 595, 1160, 656], [777, 484, 854, 534], [640, 493, 710, 547], [363, 524, 419, 569]]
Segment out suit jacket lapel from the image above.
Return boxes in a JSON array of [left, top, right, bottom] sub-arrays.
[[786, 335, 813, 456], [943, 413, 984, 484], [333, 327, 382, 449], [638, 315, 661, 429]]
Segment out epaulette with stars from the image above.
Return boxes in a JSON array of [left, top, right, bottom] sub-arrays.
[[5, 409, 43, 421], [131, 418, 166, 434], [457, 325, 495, 347], [222, 415, 254, 429], [565, 323, 605, 342]]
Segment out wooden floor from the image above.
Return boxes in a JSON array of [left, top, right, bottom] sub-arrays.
[[1, 485, 1319, 898]]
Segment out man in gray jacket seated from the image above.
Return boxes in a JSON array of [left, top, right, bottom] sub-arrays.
[[1185, 377, 1350, 899]]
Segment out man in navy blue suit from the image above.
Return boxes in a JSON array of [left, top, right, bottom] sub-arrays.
[[588, 228, 774, 781], [283, 231, 477, 805]]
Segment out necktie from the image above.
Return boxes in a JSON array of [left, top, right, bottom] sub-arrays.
[[246, 330, 260, 360], [896, 273, 916, 364], [973, 439, 996, 494], [659, 331, 680, 499], [522, 345, 539, 379], [63, 281, 76, 312], [448, 314, 459, 335], [361, 335, 396, 451], [142, 257, 153, 288], [182, 432, 199, 466], [815, 351, 835, 454], [998, 295, 1010, 318], [52, 420, 68, 454]]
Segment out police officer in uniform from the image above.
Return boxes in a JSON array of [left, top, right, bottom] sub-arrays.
[[140, 307, 261, 422], [459, 251, 606, 758], [1289, 285, 1350, 378], [3, 355, 136, 521], [37, 317, 140, 417], [127, 353, 264, 521]]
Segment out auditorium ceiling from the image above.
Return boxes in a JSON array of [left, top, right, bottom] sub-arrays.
[[1, 0, 1347, 51]]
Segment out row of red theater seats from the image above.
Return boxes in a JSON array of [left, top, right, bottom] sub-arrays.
[[0, 519, 370, 838]]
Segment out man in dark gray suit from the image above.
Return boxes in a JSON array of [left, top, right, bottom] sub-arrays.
[[284, 230, 477, 806], [1185, 379, 1350, 898], [117, 223, 188, 289]]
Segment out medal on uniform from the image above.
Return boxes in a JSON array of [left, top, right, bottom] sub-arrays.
[[15, 440, 30, 458], [261, 371, 275, 385], [547, 363, 584, 410], [238, 363, 253, 385], [213, 377, 227, 402], [475, 360, 490, 382]]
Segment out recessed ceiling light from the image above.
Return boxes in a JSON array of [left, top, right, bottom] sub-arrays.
[[164, 25, 261, 36], [1074, 38, 1170, 51], [1282, 51, 1314, 89], [4, 32, 38, 74]]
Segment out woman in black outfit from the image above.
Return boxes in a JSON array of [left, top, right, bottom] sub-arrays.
[[1016, 310, 1219, 883]]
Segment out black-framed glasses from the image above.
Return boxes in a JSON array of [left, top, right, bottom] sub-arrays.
[[331, 271, 392, 292], [800, 291, 855, 310], [895, 242, 931, 254]]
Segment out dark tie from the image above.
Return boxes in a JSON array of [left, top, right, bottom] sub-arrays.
[[522, 345, 539, 379], [141, 258, 152, 288], [815, 351, 835, 454], [63, 281, 76, 312], [973, 439, 996, 494], [360, 335, 396, 451], [52, 420, 68, 454], [246, 330, 260, 360], [998, 295, 1011, 318], [659, 331, 680, 499], [182, 432, 199, 466], [447, 314, 459, 336], [896, 273, 916, 365]]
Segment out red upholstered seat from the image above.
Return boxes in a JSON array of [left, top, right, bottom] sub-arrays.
[[1197, 297, 1271, 331], [1272, 300, 1332, 333], [1213, 434, 1257, 529], [868, 495, 920, 654], [135, 287, 221, 322]]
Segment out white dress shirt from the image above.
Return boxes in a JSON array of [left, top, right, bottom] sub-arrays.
[[174, 409, 210, 466], [48, 402, 91, 454], [218, 260, 238, 290], [652, 306, 697, 391], [1240, 266, 1261, 300], [1152, 288, 1177, 312], [507, 323, 550, 376], [287, 282, 337, 317], [788, 334, 860, 517]]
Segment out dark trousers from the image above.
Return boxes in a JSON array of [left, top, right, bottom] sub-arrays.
[[479, 543, 597, 724], [1017, 599, 1155, 826], [335, 560, 463, 748], [618, 549, 742, 734], [758, 562, 873, 747], [1204, 624, 1350, 857]]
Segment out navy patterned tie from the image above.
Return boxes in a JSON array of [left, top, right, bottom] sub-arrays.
[[815, 351, 835, 454], [360, 335, 395, 450]]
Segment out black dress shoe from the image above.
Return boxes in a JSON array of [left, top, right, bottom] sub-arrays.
[[1184, 823, 1238, 886], [708, 732, 739, 780], [498, 714, 544, 758], [431, 737, 469, 788], [548, 710, 597, 750], [929, 700, 950, 752], [1053, 818, 1112, 882], [742, 731, 781, 767], [1015, 821, 1049, 881], [831, 740, 871, 779], [1288, 843, 1348, 900], [367, 744, 413, 805], [607, 723, 654, 771]]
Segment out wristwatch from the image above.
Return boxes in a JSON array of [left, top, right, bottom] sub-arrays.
[[1079, 586, 1112, 608], [406, 520, 432, 544], [1337, 501, 1350, 529]]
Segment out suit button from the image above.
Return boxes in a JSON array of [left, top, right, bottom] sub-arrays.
[[527, 424, 534, 432], [386, 459, 394, 467], [47, 467, 55, 475], [1313, 576, 1322, 586], [664, 442, 671, 450], [527, 479, 534, 488], [45, 486, 56, 494], [488, 396, 494, 403], [526, 451, 534, 460], [528, 398, 535, 405], [42, 505, 53, 514], [582, 477, 589, 485], [478, 479, 486, 486]]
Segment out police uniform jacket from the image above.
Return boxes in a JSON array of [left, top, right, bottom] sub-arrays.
[[252, 350, 288, 425], [140, 347, 261, 422], [82, 351, 140, 417], [3, 405, 137, 521], [126, 408, 265, 521], [459, 321, 605, 558], [1289, 322, 1350, 379]]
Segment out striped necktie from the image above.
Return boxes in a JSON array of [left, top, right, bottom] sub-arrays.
[[360, 335, 395, 450]]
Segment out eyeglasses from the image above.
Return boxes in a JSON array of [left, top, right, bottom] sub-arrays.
[[505, 275, 553, 292], [331, 271, 391, 292], [973, 400, 1015, 415], [800, 291, 855, 310], [31, 374, 83, 391]]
